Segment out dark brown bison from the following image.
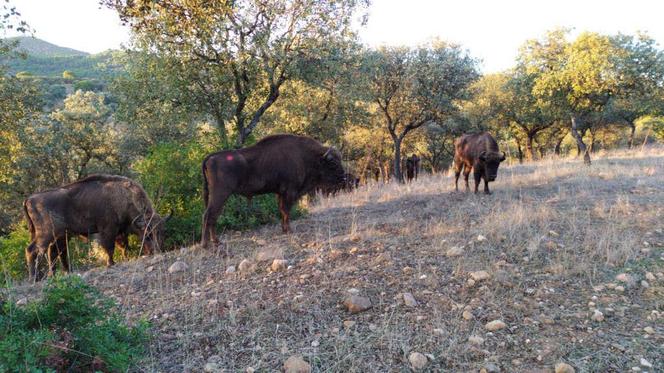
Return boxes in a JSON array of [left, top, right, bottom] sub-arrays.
[[201, 134, 345, 247], [405, 154, 421, 182], [308, 172, 359, 200], [23, 175, 170, 280], [453, 132, 506, 194]]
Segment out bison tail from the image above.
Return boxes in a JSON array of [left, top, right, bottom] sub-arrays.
[[202, 159, 209, 208], [23, 199, 35, 239]]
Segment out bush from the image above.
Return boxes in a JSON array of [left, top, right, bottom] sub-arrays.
[[0, 275, 148, 371], [133, 140, 303, 249], [0, 225, 30, 282]]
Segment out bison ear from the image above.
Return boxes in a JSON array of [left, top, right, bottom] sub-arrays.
[[500, 151, 506, 162], [479, 151, 487, 162]]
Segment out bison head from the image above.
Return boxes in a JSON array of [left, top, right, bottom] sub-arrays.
[[478, 151, 506, 181], [319, 147, 346, 187], [136, 209, 172, 254]]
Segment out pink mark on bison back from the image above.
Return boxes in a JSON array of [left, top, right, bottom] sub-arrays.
[[226, 155, 234, 161]]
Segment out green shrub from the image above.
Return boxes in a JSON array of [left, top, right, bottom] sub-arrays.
[[0, 275, 148, 372], [0, 225, 30, 282], [133, 140, 303, 249]]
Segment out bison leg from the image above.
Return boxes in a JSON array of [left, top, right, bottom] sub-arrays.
[[46, 239, 61, 277], [277, 194, 295, 234], [473, 169, 482, 194], [454, 163, 463, 191], [463, 168, 472, 192], [483, 178, 491, 195], [98, 233, 117, 267], [25, 241, 39, 282], [117, 234, 130, 258], [202, 192, 230, 248], [54, 237, 69, 273]]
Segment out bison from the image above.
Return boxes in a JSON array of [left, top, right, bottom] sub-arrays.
[[201, 134, 346, 247], [405, 154, 421, 182], [453, 132, 506, 194], [24, 174, 170, 280]]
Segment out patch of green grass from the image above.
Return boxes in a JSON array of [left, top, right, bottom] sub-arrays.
[[0, 275, 148, 372]]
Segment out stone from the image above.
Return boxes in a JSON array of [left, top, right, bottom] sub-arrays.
[[15, 297, 27, 306], [226, 265, 236, 274], [343, 295, 372, 314], [343, 320, 356, 328], [640, 280, 650, 288], [591, 310, 604, 322], [204, 362, 223, 373], [615, 285, 625, 292], [482, 362, 501, 372], [616, 273, 635, 285], [485, 320, 507, 331], [470, 270, 491, 281], [643, 326, 654, 334], [238, 259, 255, 273], [168, 261, 188, 273], [446, 246, 464, 257], [271, 259, 288, 272], [640, 358, 652, 368], [462, 310, 474, 320], [468, 335, 484, 346], [554, 362, 575, 373], [477, 234, 487, 242], [283, 355, 311, 373], [408, 352, 428, 370], [645, 272, 656, 281], [403, 292, 418, 307]]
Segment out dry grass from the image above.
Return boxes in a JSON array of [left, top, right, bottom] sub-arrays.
[[6, 148, 664, 372]]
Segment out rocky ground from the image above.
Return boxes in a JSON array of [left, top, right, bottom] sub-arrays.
[[7, 149, 664, 372]]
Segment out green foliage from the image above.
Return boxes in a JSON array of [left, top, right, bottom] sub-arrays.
[[134, 139, 302, 248], [73, 79, 104, 92], [0, 275, 148, 371], [0, 225, 30, 281], [61, 70, 75, 80]]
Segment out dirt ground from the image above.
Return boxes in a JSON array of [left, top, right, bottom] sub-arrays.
[[8, 149, 664, 372]]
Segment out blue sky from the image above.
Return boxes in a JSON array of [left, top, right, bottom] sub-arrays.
[[9, 0, 664, 72]]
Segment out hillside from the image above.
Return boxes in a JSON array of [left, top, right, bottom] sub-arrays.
[[7, 36, 89, 57], [6, 149, 664, 372], [2, 37, 121, 79]]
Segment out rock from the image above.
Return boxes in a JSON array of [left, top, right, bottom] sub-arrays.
[[271, 259, 288, 272], [204, 362, 223, 373], [403, 292, 418, 307], [168, 261, 188, 273], [482, 362, 501, 373], [408, 352, 428, 370], [615, 285, 625, 292], [15, 297, 27, 306], [246, 368, 255, 373], [433, 328, 444, 335], [238, 259, 255, 273], [643, 326, 654, 334], [446, 246, 464, 257], [283, 355, 311, 373], [462, 310, 474, 320], [146, 265, 154, 273], [470, 270, 491, 281], [645, 272, 656, 281], [226, 265, 236, 274], [640, 358, 652, 368], [477, 234, 487, 242], [468, 335, 484, 346], [591, 310, 604, 322], [554, 362, 575, 373], [485, 320, 507, 331], [466, 279, 476, 287], [640, 280, 650, 288], [343, 320, 356, 328], [616, 273, 636, 285], [343, 295, 372, 314]]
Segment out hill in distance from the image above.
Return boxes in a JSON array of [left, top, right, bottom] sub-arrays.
[[7, 36, 89, 58]]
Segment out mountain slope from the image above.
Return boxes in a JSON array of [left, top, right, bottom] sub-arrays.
[[7, 36, 89, 57]]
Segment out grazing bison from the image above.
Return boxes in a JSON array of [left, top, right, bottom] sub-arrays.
[[201, 134, 345, 246], [453, 132, 506, 194], [24, 175, 170, 280], [309, 172, 359, 199], [405, 154, 421, 182]]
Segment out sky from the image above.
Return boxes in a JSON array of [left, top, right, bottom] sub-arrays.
[[9, 0, 664, 73]]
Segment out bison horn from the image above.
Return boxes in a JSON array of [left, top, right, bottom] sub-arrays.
[[323, 147, 335, 160], [479, 151, 487, 161]]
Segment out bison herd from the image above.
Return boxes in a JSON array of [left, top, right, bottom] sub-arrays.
[[22, 132, 505, 281]]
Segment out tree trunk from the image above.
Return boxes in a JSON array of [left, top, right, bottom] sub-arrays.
[[589, 128, 597, 153], [516, 141, 524, 164], [393, 138, 403, 183], [628, 122, 636, 149], [554, 135, 564, 155], [570, 115, 591, 165], [526, 133, 536, 160]]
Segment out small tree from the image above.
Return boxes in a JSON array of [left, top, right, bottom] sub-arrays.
[[364, 42, 478, 182], [62, 70, 76, 80]]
